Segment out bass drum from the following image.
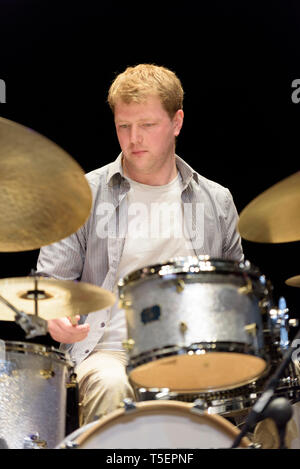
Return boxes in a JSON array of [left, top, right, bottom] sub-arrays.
[[57, 400, 251, 449]]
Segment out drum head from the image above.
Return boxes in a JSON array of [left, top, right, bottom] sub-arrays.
[[60, 401, 250, 449], [129, 352, 267, 391]]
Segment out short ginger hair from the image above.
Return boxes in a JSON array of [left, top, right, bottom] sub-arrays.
[[107, 64, 184, 118]]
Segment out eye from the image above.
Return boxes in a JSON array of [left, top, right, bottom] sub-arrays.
[[142, 123, 154, 127], [119, 124, 129, 129]]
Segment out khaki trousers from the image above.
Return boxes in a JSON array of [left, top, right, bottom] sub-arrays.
[[75, 350, 135, 426]]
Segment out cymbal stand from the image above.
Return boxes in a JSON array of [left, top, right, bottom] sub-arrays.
[[231, 326, 300, 448], [261, 397, 293, 449]]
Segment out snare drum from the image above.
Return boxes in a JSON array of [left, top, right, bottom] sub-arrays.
[[57, 400, 251, 449], [0, 341, 75, 449], [119, 257, 270, 393]]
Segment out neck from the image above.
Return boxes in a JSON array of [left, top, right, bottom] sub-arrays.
[[122, 155, 178, 186]]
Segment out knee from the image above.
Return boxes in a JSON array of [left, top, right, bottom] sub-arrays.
[[78, 369, 134, 425], [81, 368, 132, 397]]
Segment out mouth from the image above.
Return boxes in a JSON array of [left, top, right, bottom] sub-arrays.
[[131, 150, 147, 156]]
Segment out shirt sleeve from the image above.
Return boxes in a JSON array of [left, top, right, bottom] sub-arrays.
[[222, 189, 244, 262], [36, 225, 86, 280]]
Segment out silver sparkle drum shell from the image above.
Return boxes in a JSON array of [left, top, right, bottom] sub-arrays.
[[119, 257, 271, 392], [0, 341, 74, 449]]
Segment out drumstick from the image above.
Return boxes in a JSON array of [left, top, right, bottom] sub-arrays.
[[69, 313, 80, 326]]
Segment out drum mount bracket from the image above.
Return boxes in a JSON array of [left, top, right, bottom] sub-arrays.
[[14, 309, 48, 339], [0, 294, 48, 339]]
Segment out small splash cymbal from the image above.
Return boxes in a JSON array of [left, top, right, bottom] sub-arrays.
[[0, 277, 116, 321], [238, 172, 300, 243], [0, 117, 92, 252]]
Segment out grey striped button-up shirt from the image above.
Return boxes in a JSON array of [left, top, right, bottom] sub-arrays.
[[36, 153, 244, 366]]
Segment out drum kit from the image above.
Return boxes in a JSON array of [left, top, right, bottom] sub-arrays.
[[0, 116, 299, 449]]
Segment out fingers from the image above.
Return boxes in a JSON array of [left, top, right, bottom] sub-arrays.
[[48, 317, 90, 344]]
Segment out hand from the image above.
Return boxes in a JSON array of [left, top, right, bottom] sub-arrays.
[[47, 315, 90, 343]]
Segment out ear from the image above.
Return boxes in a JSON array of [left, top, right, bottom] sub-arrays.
[[173, 110, 184, 136]]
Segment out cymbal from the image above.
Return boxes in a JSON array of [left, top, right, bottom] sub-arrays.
[[285, 275, 300, 288], [0, 117, 92, 252], [0, 277, 116, 321], [238, 172, 300, 243]]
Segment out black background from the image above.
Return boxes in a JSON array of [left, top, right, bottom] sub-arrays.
[[0, 0, 299, 346]]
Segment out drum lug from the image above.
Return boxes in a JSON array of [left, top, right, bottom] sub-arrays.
[[66, 372, 77, 389], [39, 369, 55, 379], [176, 279, 185, 293], [119, 299, 132, 309], [122, 338, 135, 351], [238, 278, 253, 295], [191, 398, 208, 415], [121, 398, 137, 413], [23, 432, 47, 449], [244, 323, 257, 337], [179, 321, 188, 334]]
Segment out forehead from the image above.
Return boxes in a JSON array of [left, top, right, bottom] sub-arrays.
[[114, 95, 169, 122]]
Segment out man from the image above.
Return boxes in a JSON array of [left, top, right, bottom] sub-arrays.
[[37, 64, 244, 426]]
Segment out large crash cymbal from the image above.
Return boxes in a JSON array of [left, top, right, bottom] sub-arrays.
[[0, 117, 92, 252], [285, 275, 300, 288], [0, 277, 116, 321], [238, 172, 300, 243]]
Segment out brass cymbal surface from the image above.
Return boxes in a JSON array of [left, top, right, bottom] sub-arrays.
[[238, 172, 300, 243], [0, 117, 92, 252], [0, 277, 116, 321], [285, 275, 300, 288]]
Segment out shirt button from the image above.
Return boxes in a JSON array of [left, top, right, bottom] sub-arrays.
[[85, 350, 89, 354], [100, 322, 105, 328]]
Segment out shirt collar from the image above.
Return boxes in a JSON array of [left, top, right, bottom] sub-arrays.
[[174, 154, 199, 187], [106, 152, 199, 187]]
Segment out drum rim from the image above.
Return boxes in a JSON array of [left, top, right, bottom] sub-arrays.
[[68, 400, 251, 449], [3, 340, 73, 367], [118, 256, 266, 289]]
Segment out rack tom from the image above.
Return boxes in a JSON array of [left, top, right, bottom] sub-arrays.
[[119, 256, 271, 393]]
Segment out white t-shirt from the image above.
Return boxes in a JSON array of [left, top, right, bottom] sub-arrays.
[[96, 173, 195, 350]]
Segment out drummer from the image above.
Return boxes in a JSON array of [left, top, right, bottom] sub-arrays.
[[36, 63, 244, 426]]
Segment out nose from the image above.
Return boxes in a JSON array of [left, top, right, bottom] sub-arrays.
[[129, 125, 142, 145]]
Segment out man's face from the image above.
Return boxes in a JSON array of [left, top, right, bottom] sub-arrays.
[[114, 95, 183, 178]]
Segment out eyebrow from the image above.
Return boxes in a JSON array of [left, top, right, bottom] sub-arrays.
[[115, 117, 159, 124]]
